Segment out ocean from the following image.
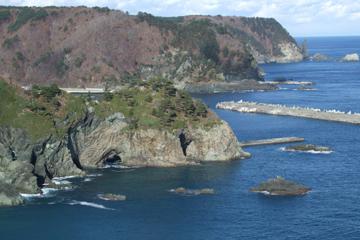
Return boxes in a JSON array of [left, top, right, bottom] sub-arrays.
[[1, 36, 360, 240]]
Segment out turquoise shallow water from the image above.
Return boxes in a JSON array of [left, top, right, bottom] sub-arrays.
[[1, 37, 360, 240]]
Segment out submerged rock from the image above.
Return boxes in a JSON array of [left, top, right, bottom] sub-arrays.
[[342, 53, 359, 62], [169, 187, 215, 196], [251, 176, 311, 196], [310, 53, 331, 62], [296, 85, 316, 91], [97, 193, 126, 201], [284, 144, 332, 153]]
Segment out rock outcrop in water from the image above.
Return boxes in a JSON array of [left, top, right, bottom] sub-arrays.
[[169, 187, 215, 196], [98, 193, 126, 201], [342, 53, 359, 62], [250, 176, 311, 196], [310, 53, 331, 62], [283, 144, 332, 153]]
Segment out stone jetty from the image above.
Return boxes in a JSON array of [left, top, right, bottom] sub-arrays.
[[216, 101, 360, 125], [239, 137, 304, 147]]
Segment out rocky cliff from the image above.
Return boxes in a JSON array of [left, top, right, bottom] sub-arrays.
[[0, 7, 302, 90], [0, 79, 249, 206]]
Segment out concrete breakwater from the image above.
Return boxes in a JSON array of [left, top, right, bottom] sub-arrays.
[[239, 137, 304, 147], [216, 101, 360, 125]]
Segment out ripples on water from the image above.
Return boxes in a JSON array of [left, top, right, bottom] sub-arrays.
[[1, 37, 360, 240]]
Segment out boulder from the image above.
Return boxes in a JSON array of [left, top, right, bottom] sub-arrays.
[[310, 53, 331, 62]]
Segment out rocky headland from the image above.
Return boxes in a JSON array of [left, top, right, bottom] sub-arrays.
[[0, 78, 249, 206], [0, 6, 303, 93]]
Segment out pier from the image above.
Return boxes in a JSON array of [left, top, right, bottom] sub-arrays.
[[239, 137, 304, 147], [216, 101, 360, 125]]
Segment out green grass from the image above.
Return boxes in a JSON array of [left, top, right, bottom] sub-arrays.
[[93, 77, 220, 131], [0, 80, 89, 141]]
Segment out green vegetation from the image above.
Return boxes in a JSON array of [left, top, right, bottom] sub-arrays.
[[55, 56, 69, 77], [137, 12, 184, 33], [0, 9, 11, 21], [74, 54, 86, 68], [33, 51, 52, 66], [92, 7, 110, 13], [94, 77, 219, 130], [0, 79, 85, 140], [173, 19, 220, 64], [0, 76, 219, 140], [2, 35, 20, 49], [15, 52, 25, 62], [8, 7, 48, 32]]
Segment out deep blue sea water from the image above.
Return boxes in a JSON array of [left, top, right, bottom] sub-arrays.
[[1, 37, 360, 240]]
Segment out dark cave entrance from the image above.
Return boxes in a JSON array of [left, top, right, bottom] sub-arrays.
[[102, 150, 122, 166], [179, 131, 192, 156]]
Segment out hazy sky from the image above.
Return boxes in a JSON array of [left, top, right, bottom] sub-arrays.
[[2, 0, 360, 37]]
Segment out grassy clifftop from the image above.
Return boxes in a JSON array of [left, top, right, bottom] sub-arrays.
[[0, 78, 219, 141]]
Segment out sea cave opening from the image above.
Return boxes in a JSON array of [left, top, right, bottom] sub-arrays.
[[102, 150, 122, 167]]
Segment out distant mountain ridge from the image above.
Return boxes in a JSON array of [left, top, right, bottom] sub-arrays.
[[0, 6, 303, 88]]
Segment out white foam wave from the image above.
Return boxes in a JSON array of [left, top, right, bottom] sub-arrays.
[[52, 179, 72, 185], [280, 147, 333, 154], [52, 176, 79, 181], [86, 173, 103, 177], [20, 188, 58, 199], [67, 200, 114, 210]]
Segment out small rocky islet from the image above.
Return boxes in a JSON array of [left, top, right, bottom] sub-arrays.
[[97, 193, 127, 201], [169, 187, 215, 196], [250, 176, 311, 196], [283, 144, 332, 153]]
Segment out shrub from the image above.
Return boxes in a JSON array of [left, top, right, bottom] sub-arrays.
[[103, 92, 113, 102], [3, 35, 20, 49], [55, 57, 69, 77], [33, 51, 52, 66], [8, 8, 34, 32], [74, 54, 86, 68], [31, 9, 48, 21], [0, 10, 11, 21], [32, 84, 62, 101], [222, 46, 229, 57], [92, 7, 110, 13], [15, 51, 25, 62]]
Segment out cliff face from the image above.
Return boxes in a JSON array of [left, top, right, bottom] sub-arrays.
[[0, 7, 302, 89], [0, 114, 249, 206]]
